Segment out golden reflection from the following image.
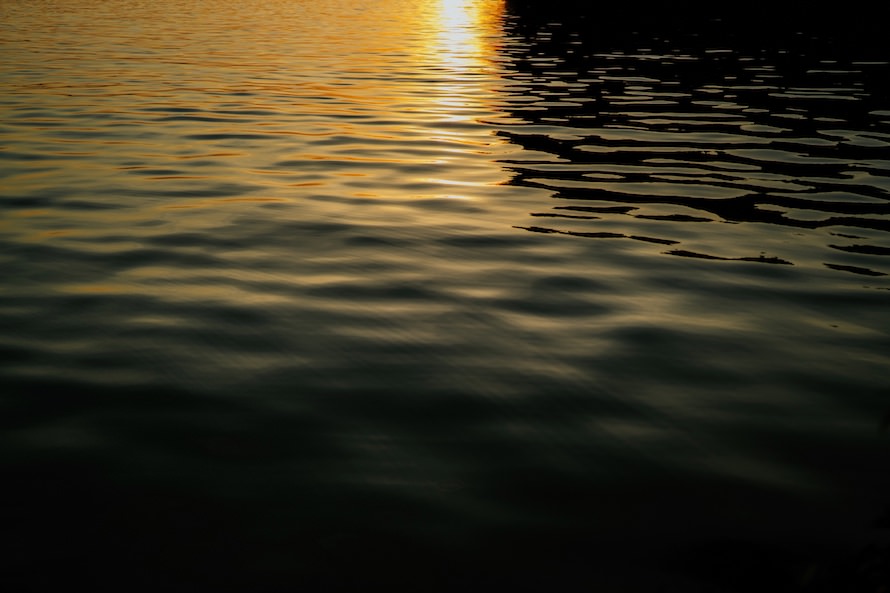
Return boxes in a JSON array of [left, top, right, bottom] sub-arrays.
[[434, 0, 504, 76], [437, 0, 476, 64], [414, 0, 508, 196]]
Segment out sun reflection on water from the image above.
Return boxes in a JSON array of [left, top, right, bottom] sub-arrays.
[[437, 0, 477, 64], [434, 0, 504, 76], [413, 0, 510, 196]]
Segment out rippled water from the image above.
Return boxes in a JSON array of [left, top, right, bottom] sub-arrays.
[[2, 0, 889, 590]]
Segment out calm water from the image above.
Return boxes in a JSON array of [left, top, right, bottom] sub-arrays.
[[2, 0, 889, 590]]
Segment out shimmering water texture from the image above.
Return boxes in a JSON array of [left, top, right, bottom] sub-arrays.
[[2, 1, 889, 591]]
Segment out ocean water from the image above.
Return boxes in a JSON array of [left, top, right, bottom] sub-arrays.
[[2, 0, 889, 590]]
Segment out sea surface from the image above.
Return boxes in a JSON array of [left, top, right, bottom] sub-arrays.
[[2, 0, 889, 591]]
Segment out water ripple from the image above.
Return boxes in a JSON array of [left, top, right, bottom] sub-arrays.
[[495, 14, 890, 275], [2, 1, 890, 590]]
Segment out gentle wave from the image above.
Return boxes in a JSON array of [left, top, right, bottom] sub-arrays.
[[2, 1, 890, 590]]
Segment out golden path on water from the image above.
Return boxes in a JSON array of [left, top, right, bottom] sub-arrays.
[[410, 0, 512, 200]]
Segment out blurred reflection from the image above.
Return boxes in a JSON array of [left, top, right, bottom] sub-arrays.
[[437, 0, 477, 60], [427, 0, 506, 119], [435, 0, 504, 67], [408, 0, 511, 198]]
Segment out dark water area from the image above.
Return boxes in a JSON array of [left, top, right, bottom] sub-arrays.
[[500, 2, 890, 274], [2, 0, 889, 591]]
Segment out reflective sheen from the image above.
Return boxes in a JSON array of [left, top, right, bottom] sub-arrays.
[[1, 0, 889, 591]]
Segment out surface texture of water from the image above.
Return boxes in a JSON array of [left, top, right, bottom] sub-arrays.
[[2, 0, 889, 590]]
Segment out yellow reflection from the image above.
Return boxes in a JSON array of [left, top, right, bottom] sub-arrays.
[[437, 0, 475, 65], [430, 0, 505, 125], [416, 0, 508, 197], [434, 0, 504, 76]]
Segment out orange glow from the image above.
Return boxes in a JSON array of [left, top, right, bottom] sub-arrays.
[[437, 0, 476, 61], [408, 0, 509, 197], [433, 0, 505, 80]]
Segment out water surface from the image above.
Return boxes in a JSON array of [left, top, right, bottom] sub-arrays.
[[2, 0, 889, 590]]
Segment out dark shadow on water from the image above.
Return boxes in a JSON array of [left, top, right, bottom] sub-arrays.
[[497, 0, 890, 275], [504, 0, 890, 42], [3, 378, 889, 592]]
